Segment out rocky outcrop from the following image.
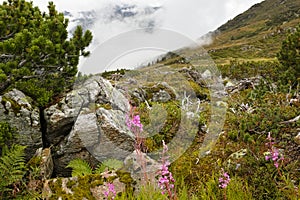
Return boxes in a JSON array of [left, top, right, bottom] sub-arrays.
[[0, 69, 227, 179], [0, 68, 228, 179], [0, 89, 42, 160]]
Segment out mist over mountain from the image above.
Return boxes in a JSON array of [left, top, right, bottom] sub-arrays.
[[56, 0, 264, 73], [64, 2, 162, 42], [64, 10, 97, 34]]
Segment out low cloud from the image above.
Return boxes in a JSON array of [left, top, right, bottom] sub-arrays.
[[0, 0, 264, 73]]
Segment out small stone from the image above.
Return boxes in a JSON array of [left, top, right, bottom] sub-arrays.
[[152, 89, 171, 102], [202, 70, 212, 79], [5, 101, 11, 109], [225, 81, 235, 87], [294, 132, 300, 145]]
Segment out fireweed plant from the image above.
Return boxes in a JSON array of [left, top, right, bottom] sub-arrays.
[[157, 140, 177, 199], [126, 105, 149, 182], [103, 182, 116, 200], [218, 168, 230, 200], [126, 105, 178, 198], [265, 132, 284, 173], [218, 168, 230, 189]]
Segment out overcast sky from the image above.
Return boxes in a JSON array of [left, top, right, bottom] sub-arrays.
[[1, 0, 264, 73], [26, 0, 264, 40]]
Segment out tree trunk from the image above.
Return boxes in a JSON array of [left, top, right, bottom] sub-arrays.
[[39, 106, 50, 148], [0, 79, 11, 94]]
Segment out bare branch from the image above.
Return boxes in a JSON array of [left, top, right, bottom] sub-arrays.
[[40, 54, 53, 62], [280, 115, 300, 124], [18, 59, 27, 67], [0, 54, 15, 59], [0, 31, 16, 41], [22, 75, 41, 79], [0, 79, 11, 94]]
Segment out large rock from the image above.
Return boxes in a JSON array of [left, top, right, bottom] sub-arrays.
[[0, 89, 42, 160], [52, 109, 98, 177], [46, 76, 135, 176], [44, 75, 130, 145], [93, 108, 135, 159]]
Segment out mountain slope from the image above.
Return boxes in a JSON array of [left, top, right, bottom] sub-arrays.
[[202, 0, 300, 64]]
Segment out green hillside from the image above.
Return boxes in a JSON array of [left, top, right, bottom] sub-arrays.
[[203, 0, 300, 64]]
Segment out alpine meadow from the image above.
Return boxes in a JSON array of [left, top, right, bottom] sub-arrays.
[[0, 0, 299, 199]]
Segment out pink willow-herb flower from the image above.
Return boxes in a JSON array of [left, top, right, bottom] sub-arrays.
[[157, 140, 176, 196], [265, 132, 284, 168], [219, 168, 230, 189], [103, 183, 116, 200], [126, 114, 143, 132]]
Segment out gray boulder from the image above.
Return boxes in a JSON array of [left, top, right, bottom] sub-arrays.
[[43, 77, 102, 145], [45, 76, 135, 176], [44, 75, 130, 145], [0, 89, 42, 159]]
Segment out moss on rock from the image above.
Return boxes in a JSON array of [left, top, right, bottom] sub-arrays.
[[1, 96, 21, 115]]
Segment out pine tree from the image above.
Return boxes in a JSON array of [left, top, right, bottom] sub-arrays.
[[0, 0, 93, 106], [0, 122, 15, 149], [277, 25, 300, 85]]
